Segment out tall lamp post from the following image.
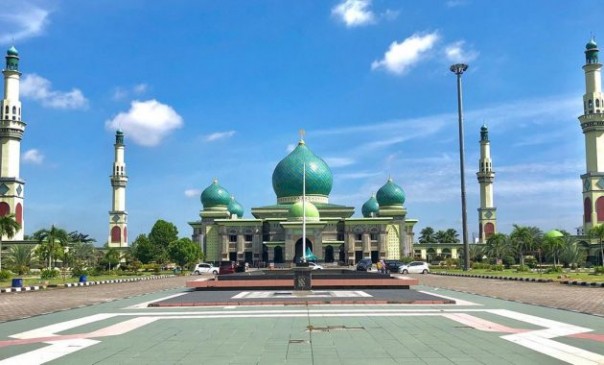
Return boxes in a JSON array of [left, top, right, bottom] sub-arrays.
[[450, 63, 470, 271]]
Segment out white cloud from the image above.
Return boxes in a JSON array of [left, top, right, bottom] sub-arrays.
[[371, 32, 439, 75], [444, 41, 478, 63], [0, 2, 50, 44], [324, 157, 355, 168], [332, 0, 375, 27], [112, 83, 148, 101], [184, 189, 201, 198], [105, 99, 183, 147], [286, 144, 296, 153], [205, 130, 236, 142], [21, 74, 88, 109], [22, 148, 44, 164]]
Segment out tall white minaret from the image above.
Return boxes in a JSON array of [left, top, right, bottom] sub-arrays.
[[0, 46, 25, 240], [107, 130, 128, 247], [580, 38, 604, 234], [477, 124, 496, 242]]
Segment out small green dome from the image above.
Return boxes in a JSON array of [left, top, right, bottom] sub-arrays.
[[586, 38, 598, 50], [361, 194, 379, 217], [376, 178, 406, 206], [6, 46, 18, 56], [288, 199, 320, 221], [228, 196, 244, 218], [272, 140, 333, 199], [201, 179, 231, 208], [544, 230, 564, 239]]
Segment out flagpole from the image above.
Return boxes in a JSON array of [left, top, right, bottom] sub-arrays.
[[302, 162, 306, 263]]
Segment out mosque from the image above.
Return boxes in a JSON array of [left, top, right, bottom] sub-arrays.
[[189, 134, 417, 265]]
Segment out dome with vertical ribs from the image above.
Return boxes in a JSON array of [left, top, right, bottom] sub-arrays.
[[362, 194, 379, 217], [201, 179, 231, 208], [228, 196, 244, 218], [376, 178, 405, 207]]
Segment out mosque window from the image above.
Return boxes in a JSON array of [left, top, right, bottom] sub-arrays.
[[12, 116, 15, 121], [0, 202, 9, 216], [18, 108, 20, 115], [4, 105, 8, 114], [11, 106, 15, 114], [584, 197, 592, 223], [484, 223, 495, 238], [597, 100, 600, 108], [111, 226, 121, 242], [596, 197, 604, 222], [16, 203, 22, 225], [229, 235, 237, 243], [337, 233, 344, 241], [244, 234, 253, 242], [370, 233, 378, 241], [355, 233, 363, 241]]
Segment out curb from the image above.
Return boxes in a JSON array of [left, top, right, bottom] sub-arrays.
[[0, 275, 175, 293], [559, 280, 604, 287], [433, 272, 553, 283]]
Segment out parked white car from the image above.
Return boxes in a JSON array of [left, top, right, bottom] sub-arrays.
[[192, 263, 219, 275], [398, 261, 430, 274]]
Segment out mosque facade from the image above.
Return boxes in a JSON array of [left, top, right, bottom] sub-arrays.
[[189, 136, 417, 265]]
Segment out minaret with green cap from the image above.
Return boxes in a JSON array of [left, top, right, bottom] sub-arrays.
[[579, 37, 604, 234], [108, 130, 128, 247], [0, 46, 26, 240], [477, 124, 496, 242]]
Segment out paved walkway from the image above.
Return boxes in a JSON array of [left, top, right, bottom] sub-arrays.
[[0, 273, 602, 323]]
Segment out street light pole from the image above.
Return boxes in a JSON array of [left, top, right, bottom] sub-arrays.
[[450, 63, 470, 271]]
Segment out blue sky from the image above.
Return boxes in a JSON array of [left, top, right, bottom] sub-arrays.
[[1, 0, 600, 244]]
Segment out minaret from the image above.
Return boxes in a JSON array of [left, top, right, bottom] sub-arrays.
[[580, 38, 604, 234], [477, 124, 496, 242], [107, 130, 128, 247], [0, 46, 25, 240]]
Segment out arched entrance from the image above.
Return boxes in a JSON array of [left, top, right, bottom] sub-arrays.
[[294, 238, 313, 263], [339, 244, 345, 263], [262, 244, 268, 263], [324, 245, 334, 263], [274, 246, 284, 264]]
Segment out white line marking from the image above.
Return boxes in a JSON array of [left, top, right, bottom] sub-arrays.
[[418, 290, 479, 306], [124, 292, 189, 309], [11, 314, 117, 339], [0, 339, 99, 365]]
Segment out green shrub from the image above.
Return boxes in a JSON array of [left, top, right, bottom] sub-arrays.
[[502, 256, 516, 268], [524, 257, 537, 269], [40, 269, 58, 279], [545, 266, 564, 274], [516, 265, 530, 272], [594, 266, 604, 274], [471, 262, 490, 270], [0, 270, 12, 281], [71, 266, 88, 277], [490, 264, 504, 271]]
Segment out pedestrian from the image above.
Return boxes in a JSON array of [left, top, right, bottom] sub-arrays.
[[380, 259, 386, 274]]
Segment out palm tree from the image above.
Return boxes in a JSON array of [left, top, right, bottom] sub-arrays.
[[36, 225, 70, 269], [510, 225, 541, 266], [543, 230, 565, 268], [434, 230, 447, 243], [0, 214, 21, 271], [589, 224, 604, 266], [419, 227, 437, 243], [5, 244, 36, 275], [485, 233, 512, 263], [445, 228, 460, 243]]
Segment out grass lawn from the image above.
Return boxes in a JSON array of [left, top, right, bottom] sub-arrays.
[[0, 271, 175, 288], [432, 268, 604, 282]]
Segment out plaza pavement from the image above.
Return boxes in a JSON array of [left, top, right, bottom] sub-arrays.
[[0, 274, 602, 364]]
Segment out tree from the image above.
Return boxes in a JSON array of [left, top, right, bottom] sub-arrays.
[[168, 238, 202, 269], [589, 224, 604, 266], [510, 225, 541, 266], [543, 231, 565, 268], [35, 225, 70, 269], [5, 244, 36, 275], [148, 220, 179, 263], [68, 231, 96, 245], [485, 233, 512, 263], [444, 228, 460, 243], [559, 239, 587, 268], [0, 214, 21, 271], [434, 230, 447, 243], [70, 242, 97, 268], [131, 234, 156, 264], [419, 227, 437, 243], [102, 248, 121, 270]]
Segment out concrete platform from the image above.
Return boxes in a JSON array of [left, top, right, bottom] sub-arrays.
[[150, 288, 453, 307], [186, 269, 419, 290]]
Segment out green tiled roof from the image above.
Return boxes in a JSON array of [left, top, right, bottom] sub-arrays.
[[361, 194, 379, 217], [201, 179, 231, 208], [376, 178, 405, 206], [228, 196, 244, 218]]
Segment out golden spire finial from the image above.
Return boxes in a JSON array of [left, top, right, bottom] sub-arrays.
[[298, 129, 306, 144]]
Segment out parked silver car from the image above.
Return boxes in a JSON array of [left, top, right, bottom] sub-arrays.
[[398, 261, 430, 274]]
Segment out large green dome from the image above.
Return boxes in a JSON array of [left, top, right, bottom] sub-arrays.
[[362, 194, 379, 217], [376, 178, 405, 207], [288, 200, 320, 221], [228, 196, 244, 218], [201, 179, 231, 208], [544, 230, 563, 239], [272, 140, 333, 200]]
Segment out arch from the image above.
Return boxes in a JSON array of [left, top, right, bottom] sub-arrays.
[[339, 244, 345, 263], [273, 246, 284, 264], [596, 197, 604, 221], [484, 222, 495, 238], [597, 99, 600, 108], [11, 106, 15, 114], [294, 238, 313, 263], [262, 244, 268, 263], [123, 226, 128, 243], [111, 226, 121, 243], [0, 202, 9, 216], [426, 248, 436, 262], [4, 105, 8, 114], [324, 245, 334, 263], [15, 203, 22, 225], [441, 248, 452, 258], [585, 197, 592, 223]]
